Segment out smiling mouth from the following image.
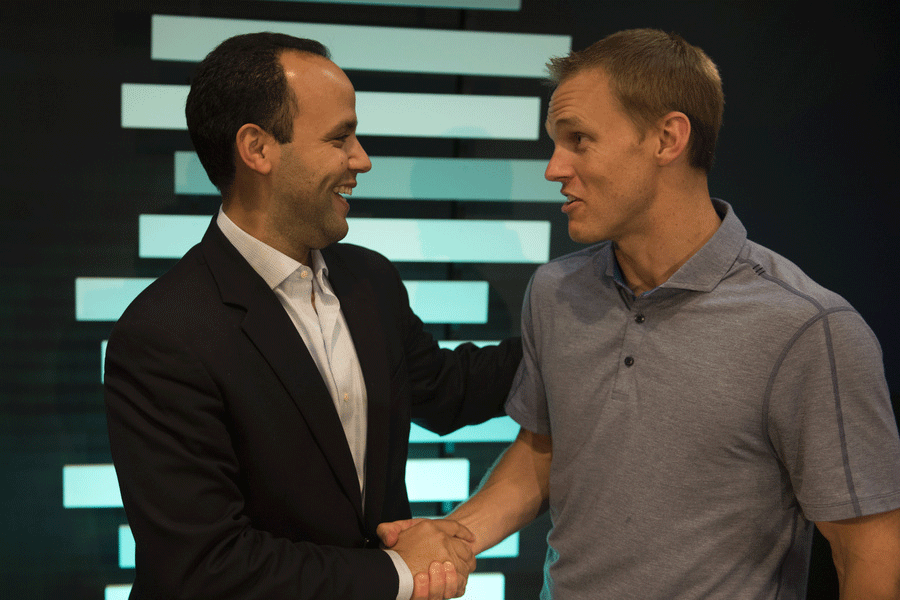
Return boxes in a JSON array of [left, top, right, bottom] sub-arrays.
[[333, 186, 353, 197]]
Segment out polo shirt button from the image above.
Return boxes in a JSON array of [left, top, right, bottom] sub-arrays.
[[624, 356, 635, 367], [634, 314, 645, 324]]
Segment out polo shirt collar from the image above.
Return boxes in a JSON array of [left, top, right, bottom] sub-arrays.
[[602, 198, 747, 294]]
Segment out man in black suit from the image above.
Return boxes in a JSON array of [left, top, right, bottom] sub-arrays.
[[104, 32, 521, 600]]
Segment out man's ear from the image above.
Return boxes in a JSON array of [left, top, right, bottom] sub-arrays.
[[656, 111, 691, 167], [235, 123, 276, 175]]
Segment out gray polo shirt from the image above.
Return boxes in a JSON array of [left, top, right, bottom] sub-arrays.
[[507, 199, 900, 599]]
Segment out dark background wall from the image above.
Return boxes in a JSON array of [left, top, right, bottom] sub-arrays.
[[1, 1, 897, 598]]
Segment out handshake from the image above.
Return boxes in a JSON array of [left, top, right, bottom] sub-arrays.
[[377, 517, 476, 600]]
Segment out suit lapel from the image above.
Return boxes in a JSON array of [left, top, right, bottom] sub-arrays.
[[200, 219, 364, 520], [323, 247, 392, 530]]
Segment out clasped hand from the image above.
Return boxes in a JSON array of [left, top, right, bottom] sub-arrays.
[[377, 518, 475, 600]]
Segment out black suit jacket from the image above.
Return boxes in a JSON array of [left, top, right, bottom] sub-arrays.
[[104, 219, 521, 599]]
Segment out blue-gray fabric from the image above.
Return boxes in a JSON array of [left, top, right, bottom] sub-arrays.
[[506, 199, 900, 599]]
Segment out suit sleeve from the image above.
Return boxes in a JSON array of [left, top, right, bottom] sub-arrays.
[[388, 264, 523, 435], [104, 316, 399, 600]]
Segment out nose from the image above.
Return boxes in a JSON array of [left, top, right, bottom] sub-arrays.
[[350, 137, 372, 174], [544, 145, 570, 183]]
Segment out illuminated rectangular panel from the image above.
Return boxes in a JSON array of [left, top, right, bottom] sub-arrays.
[[357, 92, 539, 139], [99, 340, 498, 384], [176, 152, 560, 202], [65, 460, 467, 508], [117, 525, 516, 569], [105, 585, 131, 600], [62, 465, 121, 508], [119, 525, 135, 569], [138, 214, 209, 258], [123, 84, 540, 140], [107, 576, 503, 600], [478, 533, 519, 558], [152, 14, 566, 77], [405, 281, 488, 324], [343, 218, 550, 263], [410, 415, 518, 443], [254, 0, 520, 9], [464, 573, 505, 599], [406, 458, 469, 501], [75, 277, 154, 322], [77, 277, 486, 324], [139, 215, 551, 264], [437, 340, 498, 350]]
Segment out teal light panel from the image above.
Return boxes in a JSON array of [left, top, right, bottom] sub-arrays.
[[139, 215, 551, 263], [101, 341, 498, 385], [355, 91, 540, 139], [437, 340, 499, 350], [120, 84, 186, 130], [105, 586, 131, 600], [343, 218, 551, 263], [65, 460, 469, 508], [254, 0, 521, 9], [467, 573, 505, 598], [406, 459, 469, 502], [152, 15, 566, 77], [122, 84, 539, 140], [358, 157, 558, 201], [78, 277, 488, 324], [404, 281, 488, 324], [62, 465, 121, 508], [477, 533, 519, 558], [410, 415, 518, 443], [119, 525, 135, 569], [75, 277, 153, 321], [106, 575, 504, 599], [139, 214, 208, 258], [176, 152, 560, 202]]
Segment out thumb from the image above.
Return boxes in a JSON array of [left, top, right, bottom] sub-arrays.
[[377, 518, 423, 548]]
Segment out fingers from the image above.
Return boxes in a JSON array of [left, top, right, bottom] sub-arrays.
[[428, 561, 446, 600], [429, 518, 476, 544], [392, 518, 477, 585], [377, 517, 425, 548], [411, 571, 430, 600], [443, 561, 463, 598]]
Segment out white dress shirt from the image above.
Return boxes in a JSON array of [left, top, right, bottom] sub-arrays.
[[216, 209, 413, 599]]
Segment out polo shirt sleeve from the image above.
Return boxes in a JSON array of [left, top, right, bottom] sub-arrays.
[[506, 273, 552, 436], [767, 308, 900, 522]]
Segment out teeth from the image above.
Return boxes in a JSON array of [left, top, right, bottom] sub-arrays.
[[334, 186, 352, 196]]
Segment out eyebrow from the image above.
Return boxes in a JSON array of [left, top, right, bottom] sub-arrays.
[[546, 115, 585, 132], [324, 119, 358, 138]]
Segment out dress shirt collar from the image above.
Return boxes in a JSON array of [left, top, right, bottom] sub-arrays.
[[216, 207, 329, 289]]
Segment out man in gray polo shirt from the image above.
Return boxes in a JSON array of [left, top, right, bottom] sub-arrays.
[[379, 28, 900, 598]]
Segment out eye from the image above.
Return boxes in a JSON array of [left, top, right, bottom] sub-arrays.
[[571, 132, 587, 148]]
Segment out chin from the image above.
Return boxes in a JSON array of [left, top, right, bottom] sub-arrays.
[[568, 226, 604, 245]]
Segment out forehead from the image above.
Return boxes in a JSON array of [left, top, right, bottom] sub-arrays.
[[280, 51, 356, 118], [546, 68, 619, 130]]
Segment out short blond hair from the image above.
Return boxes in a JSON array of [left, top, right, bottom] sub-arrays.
[[548, 29, 724, 173]]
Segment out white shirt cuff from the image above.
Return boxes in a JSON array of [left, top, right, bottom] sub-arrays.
[[384, 549, 414, 600]]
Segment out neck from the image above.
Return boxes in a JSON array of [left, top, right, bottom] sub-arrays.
[[615, 184, 720, 296], [223, 192, 312, 266]]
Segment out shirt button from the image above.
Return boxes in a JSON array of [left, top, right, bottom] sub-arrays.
[[300, 270, 310, 278], [624, 356, 635, 367], [343, 392, 350, 402], [634, 314, 645, 324]]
